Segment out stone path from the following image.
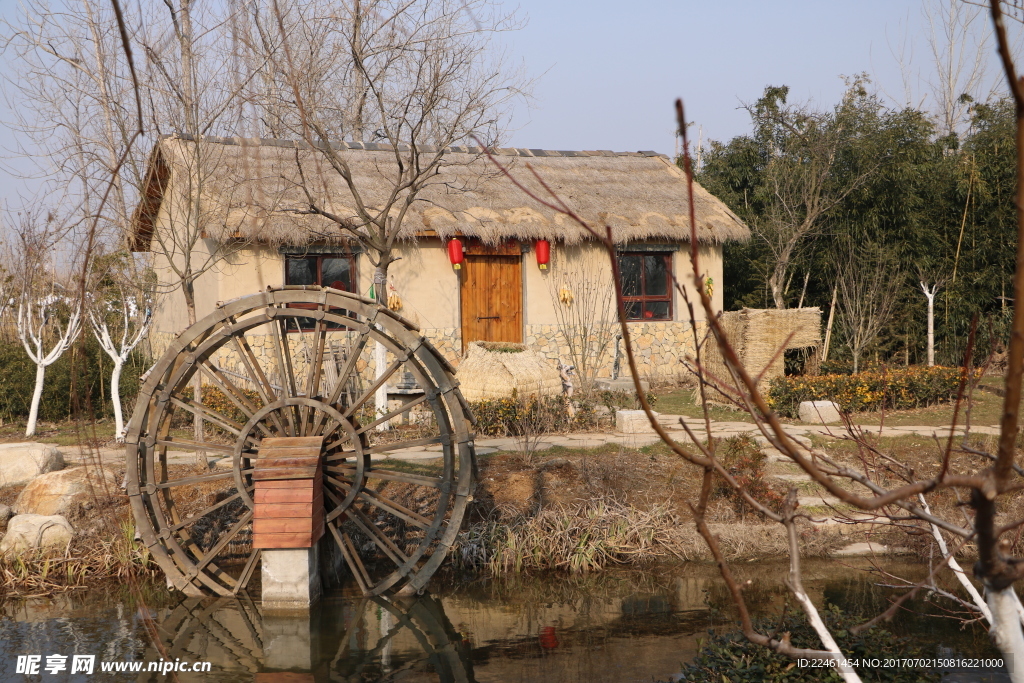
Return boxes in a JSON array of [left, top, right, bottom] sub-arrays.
[[70, 416, 1001, 469], [378, 415, 1002, 461]]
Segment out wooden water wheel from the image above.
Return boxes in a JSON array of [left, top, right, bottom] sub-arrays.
[[125, 286, 476, 597]]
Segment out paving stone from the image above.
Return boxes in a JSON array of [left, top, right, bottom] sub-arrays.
[[798, 494, 843, 509], [772, 473, 812, 482]]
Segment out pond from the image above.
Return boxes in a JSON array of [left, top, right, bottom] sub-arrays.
[[0, 560, 1010, 682]]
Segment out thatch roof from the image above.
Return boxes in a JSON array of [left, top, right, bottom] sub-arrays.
[[130, 135, 750, 251]]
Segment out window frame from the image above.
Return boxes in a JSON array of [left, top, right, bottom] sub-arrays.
[[282, 252, 359, 330], [617, 251, 673, 321]]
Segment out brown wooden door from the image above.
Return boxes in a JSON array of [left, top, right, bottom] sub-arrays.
[[460, 254, 523, 351]]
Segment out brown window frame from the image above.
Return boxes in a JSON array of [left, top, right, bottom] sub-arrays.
[[618, 252, 673, 321], [283, 253, 358, 330]]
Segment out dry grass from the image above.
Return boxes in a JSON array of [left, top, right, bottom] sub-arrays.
[[454, 499, 849, 574], [0, 518, 158, 596]]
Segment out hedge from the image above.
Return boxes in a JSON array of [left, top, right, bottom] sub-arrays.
[[0, 336, 148, 423], [767, 366, 973, 418], [470, 394, 598, 436]]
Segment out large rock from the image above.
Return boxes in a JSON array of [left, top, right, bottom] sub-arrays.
[[0, 514, 74, 553], [14, 467, 119, 517], [798, 400, 843, 425], [0, 442, 64, 487], [616, 409, 659, 434]]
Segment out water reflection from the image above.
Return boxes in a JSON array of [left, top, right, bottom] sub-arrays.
[[0, 561, 1004, 683], [134, 592, 474, 682]]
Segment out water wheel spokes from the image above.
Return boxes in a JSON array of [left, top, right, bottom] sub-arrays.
[[126, 286, 475, 597]]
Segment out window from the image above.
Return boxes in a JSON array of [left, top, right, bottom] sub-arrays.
[[285, 254, 355, 291], [284, 254, 357, 329], [618, 252, 672, 320]]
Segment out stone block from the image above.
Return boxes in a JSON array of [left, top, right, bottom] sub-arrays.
[[615, 409, 659, 434], [0, 443, 64, 488], [14, 467, 118, 517], [261, 546, 321, 611], [798, 400, 843, 425], [0, 514, 74, 553], [594, 378, 650, 394]]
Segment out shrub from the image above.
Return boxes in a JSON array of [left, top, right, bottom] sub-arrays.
[[680, 604, 940, 682], [767, 366, 973, 418], [713, 435, 784, 516], [174, 385, 265, 428], [0, 336, 148, 424], [595, 389, 659, 413], [469, 393, 597, 436]]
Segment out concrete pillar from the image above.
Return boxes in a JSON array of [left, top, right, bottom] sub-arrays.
[[261, 546, 321, 611]]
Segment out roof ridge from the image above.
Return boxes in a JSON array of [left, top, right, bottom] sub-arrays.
[[161, 133, 668, 160]]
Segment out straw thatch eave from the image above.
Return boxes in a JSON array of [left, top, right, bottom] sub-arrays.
[[130, 134, 750, 252]]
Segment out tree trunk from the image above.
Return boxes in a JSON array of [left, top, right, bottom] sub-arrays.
[[373, 264, 390, 431], [769, 264, 787, 309], [986, 586, 1024, 683], [183, 277, 206, 461], [927, 294, 936, 367], [26, 362, 46, 437], [111, 359, 125, 441]]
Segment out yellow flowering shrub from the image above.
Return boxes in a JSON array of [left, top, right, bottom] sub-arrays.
[[767, 366, 975, 418]]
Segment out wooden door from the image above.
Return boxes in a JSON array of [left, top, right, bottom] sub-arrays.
[[460, 254, 523, 351]]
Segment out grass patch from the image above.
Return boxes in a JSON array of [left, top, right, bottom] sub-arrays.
[[652, 387, 752, 423]]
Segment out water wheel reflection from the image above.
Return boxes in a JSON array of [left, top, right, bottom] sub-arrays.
[[137, 592, 474, 682]]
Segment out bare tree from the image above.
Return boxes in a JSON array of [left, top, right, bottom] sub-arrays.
[[483, 32, 1024, 666], [10, 212, 84, 437], [745, 81, 885, 309], [546, 248, 616, 395], [246, 0, 527, 421], [835, 244, 903, 373], [3, 0, 255, 446], [924, 0, 996, 137], [89, 253, 154, 441]]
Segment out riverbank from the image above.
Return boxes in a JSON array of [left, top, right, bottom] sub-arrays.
[[0, 408, 1006, 594]]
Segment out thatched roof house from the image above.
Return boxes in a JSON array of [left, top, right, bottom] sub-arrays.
[[135, 135, 750, 382]]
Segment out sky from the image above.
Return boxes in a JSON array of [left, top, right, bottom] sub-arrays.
[[500, 0, 1010, 154], [0, 0, 1015, 203]]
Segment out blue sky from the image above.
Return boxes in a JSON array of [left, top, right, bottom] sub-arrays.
[[502, 0, 1002, 153], [0, 0, 1014, 203]]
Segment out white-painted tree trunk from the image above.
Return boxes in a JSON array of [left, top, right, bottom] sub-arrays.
[[921, 282, 938, 367], [790, 584, 862, 683], [25, 362, 47, 437], [110, 359, 125, 438], [986, 586, 1024, 683], [90, 302, 151, 443], [920, 496, 993, 622], [19, 298, 82, 438]]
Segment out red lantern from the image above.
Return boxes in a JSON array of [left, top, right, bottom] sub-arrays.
[[447, 238, 464, 270], [535, 239, 550, 270]]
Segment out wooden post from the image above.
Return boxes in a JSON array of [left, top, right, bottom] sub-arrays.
[[254, 436, 325, 610]]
